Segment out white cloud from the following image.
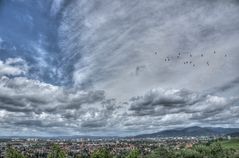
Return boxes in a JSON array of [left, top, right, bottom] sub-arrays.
[[0, 74, 239, 135], [59, 0, 239, 101], [0, 58, 28, 76], [1, 0, 239, 136]]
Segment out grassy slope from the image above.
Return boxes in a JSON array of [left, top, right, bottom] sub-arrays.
[[219, 139, 239, 150]]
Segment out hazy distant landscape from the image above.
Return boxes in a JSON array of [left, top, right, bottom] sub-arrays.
[[1, 128, 239, 158], [1, 126, 239, 157]]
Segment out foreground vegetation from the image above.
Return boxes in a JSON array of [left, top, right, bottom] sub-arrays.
[[5, 139, 239, 158]]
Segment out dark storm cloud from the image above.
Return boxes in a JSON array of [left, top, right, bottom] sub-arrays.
[[81, 120, 107, 128], [14, 120, 63, 128], [127, 88, 239, 131], [190, 97, 239, 120], [129, 89, 205, 116], [65, 90, 105, 109], [0, 95, 26, 108], [0, 75, 106, 114], [0, 72, 116, 135], [14, 120, 51, 127]]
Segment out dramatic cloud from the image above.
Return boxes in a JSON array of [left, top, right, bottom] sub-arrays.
[[0, 75, 110, 135], [128, 88, 237, 118], [0, 76, 106, 113], [59, 0, 239, 101], [0, 0, 239, 136], [129, 89, 202, 116], [123, 88, 239, 133]]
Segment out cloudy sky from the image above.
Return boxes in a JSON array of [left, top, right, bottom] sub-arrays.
[[0, 0, 239, 136]]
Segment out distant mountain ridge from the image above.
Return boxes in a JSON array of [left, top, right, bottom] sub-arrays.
[[134, 126, 239, 138], [226, 132, 239, 137], [1, 126, 239, 139]]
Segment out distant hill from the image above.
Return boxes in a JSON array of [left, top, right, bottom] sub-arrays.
[[1, 126, 239, 139], [134, 126, 239, 138], [226, 132, 239, 137]]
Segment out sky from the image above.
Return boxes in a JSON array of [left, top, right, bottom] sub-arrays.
[[0, 0, 239, 136]]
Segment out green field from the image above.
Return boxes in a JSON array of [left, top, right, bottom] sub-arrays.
[[219, 139, 239, 150]]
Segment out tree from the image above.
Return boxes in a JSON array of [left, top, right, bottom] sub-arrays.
[[146, 147, 176, 158], [209, 142, 224, 158], [178, 149, 203, 158], [91, 148, 112, 158], [126, 148, 140, 158], [6, 147, 26, 158], [48, 144, 66, 158]]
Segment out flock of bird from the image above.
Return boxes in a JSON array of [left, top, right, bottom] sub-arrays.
[[154, 51, 228, 67]]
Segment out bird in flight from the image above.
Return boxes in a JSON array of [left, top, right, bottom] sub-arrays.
[[161, 50, 228, 68], [207, 61, 209, 66]]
